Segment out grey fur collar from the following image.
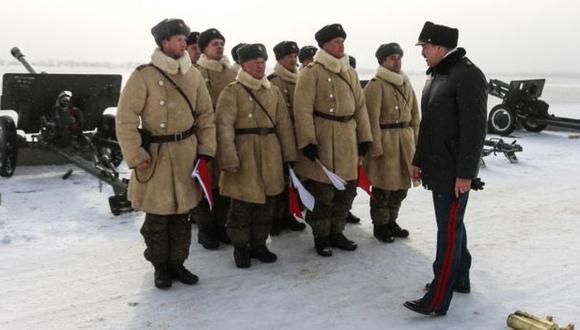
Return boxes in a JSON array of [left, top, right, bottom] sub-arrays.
[[375, 66, 409, 86], [151, 48, 191, 75], [274, 62, 298, 83], [313, 49, 350, 74], [230, 63, 241, 74], [197, 54, 231, 72], [237, 69, 271, 90]]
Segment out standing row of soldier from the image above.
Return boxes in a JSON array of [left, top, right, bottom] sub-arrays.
[[116, 18, 487, 317]]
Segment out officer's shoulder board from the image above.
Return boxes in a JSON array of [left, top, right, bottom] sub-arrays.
[[226, 81, 239, 88], [136, 63, 151, 71], [462, 57, 474, 67], [306, 62, 316, 69], [267, 73, 278, 81]]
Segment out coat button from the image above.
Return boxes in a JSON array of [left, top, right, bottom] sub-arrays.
[[249, 97, 253, 102], [395, 106, 399, 110], [160, 122, 166, 128], [284, 89, 288, 93], [327, 78, 332, 82], [158, 80, 164, 86], [330, 94, 334, 98], [248, 113, 253, 118], [329, 108, 334, 113], [160, 100, 165, 106]]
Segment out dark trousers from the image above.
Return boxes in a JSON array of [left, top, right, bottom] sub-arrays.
[[369, 188, 408, 226], [226, 197, 276, 248], [191, 188, 229, 230], [422, 191, 472, 313], [140, 213, 191, 266], [304, 180, 357, 238]]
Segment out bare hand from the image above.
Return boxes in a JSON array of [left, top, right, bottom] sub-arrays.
[[223, 166, 239, 173], [136, 159, 151, 170], [454, 177, 472, 198], [411, 166, 422, 181]]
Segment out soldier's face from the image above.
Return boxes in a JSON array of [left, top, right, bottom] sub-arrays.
[[383, 54, 402, 73], [204, 38, 225, 60], [242, 58, 267, 79], [187, 43, 201, 64], [162, 35, 187, 59], [421, 43, 447, 68], [323, 37, 345, 58], [278, 53, 298, 72]]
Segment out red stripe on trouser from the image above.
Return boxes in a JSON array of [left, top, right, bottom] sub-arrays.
[[431, 199, 459, 310]]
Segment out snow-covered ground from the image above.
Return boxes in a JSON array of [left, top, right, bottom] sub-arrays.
[[1, 67, 579, 329]]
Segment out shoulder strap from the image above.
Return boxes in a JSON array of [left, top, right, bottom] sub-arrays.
[[384, 80, 409, 105], [238, 83, 276, 128], [150, 64, 196, 118], [319, 64, 355, 96]]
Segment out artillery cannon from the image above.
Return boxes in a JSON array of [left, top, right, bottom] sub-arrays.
[[487, 78, 580, 136], [0, 47, 132, 215]]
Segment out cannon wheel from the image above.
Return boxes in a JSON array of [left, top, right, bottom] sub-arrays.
[[97, 114, 123, 167], [521, 118, 548, 133], [0, 116, 18, 177], [488, 104, 516, 136]]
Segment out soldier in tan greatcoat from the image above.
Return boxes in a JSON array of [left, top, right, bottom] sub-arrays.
[[267, 40, 307, 235], [230, 42, 247, 74], [191, 28, 237, 249], [216, 44, 297, 268], [293, 24, 372, 257], [298, 45, 317, 71], [186, 31, 201, 65], [116, 19, 216, 289], [363, 43, 420, 243]]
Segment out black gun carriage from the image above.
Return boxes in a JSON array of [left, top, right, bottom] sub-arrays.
[[0, 47, 131, 215], [487, 78, 580, 136]]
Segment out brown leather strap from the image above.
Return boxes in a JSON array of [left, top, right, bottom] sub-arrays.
[[314, 110, 353, 123], [235, 127, 276, 135], [380, 122, 410, 129]]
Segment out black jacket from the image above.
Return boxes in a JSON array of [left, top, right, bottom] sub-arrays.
[[412, 48, 487, 193]]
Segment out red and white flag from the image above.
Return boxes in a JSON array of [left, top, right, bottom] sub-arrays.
[[288, 168, 315, 211], [357, 165, 373, 198], [192, 158, 214, 210], [288, 182, 304, 219]]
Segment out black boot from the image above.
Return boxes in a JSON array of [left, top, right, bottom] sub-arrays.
[[403, 299, 446, 316], [270, 221, 282, 236], [373, 224, 395, 243], [387, 221, 409, 238], [346, 211, 361, 224], [169, 264, 199, 285], [280, 216, 306, 231], [153, 264, 172, 289], [330, 233, 358, 251], [314, 236, 333, 257], [214, 225, 232, 244], [250, 245, 278, 263], [198, 228, 219, 250], [234, 246, 251, 268]]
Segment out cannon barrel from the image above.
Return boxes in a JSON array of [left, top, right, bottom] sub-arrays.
[[10, 47, 38, 74]]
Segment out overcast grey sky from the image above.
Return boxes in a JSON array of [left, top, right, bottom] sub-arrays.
[[1, 0, 578, 74]]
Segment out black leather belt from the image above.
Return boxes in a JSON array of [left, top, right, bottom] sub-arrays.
[[314, 110, 353, 123], [235, 127, 276, 135], [380, 122, 409, 129], [149, 125, 197, 143]]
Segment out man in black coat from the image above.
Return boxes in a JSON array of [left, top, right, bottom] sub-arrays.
[[404, 21, 487, 316]]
